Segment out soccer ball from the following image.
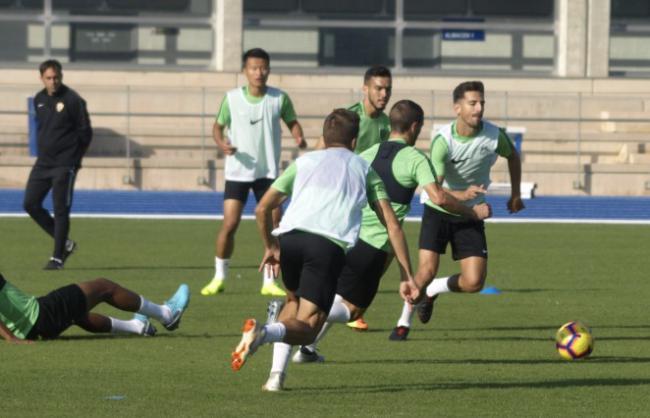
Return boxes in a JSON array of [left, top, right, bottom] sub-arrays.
[[555, 321, 594, 360], [555, 321, 591, 344]]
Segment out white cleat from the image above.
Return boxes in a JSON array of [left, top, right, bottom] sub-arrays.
[[262, 372, 286, 392], [292, 346, 325, 363]]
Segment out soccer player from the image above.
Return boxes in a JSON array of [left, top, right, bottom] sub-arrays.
[[23, 59, 92, 270], [389, 80, 525, 341], [0, 273, 189, 342], [201, 48, 306, 297], [287, 100, 491, 366], [230, 109, 416, 390]]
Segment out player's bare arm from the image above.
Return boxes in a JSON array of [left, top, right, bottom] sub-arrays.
[[506, 148, 525, 213], [286, 120, 307, 149], [423, 182, 490, 221], [255, 188, 287, 274], [0, 321, 32, 344], [371, 198, 414, 284], [213, 122, 237, 155]]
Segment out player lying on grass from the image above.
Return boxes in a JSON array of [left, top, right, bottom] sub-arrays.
[[230, 109, 417, 389], [285, 100, 491, 370], [390, 80, 524, 341], [0, 273, 189, 343]]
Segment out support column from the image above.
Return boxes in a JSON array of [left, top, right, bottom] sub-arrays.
[[586, 0, 611, 77], [213, 0, 243, 71], [555, 0, 587, 77]]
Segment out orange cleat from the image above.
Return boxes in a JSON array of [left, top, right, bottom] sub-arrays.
[[231, 318, 264, 371], [346, 317, 369, 331]]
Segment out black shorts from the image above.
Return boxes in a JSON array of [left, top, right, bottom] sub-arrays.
[[278, 230, 347, 313], [224, 178, 274, 203], [419, 205, 488, 261], [26, 284, 88, 340], [336, 239, 389, 309]]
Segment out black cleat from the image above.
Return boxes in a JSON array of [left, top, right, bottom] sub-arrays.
[[44, 258, 64, 270], [62, 240, 76, 263], [388, 326, 410, 341], [417, 295, 438, 324]]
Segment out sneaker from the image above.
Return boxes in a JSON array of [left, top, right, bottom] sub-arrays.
[[44, 257, 63, 270], [292, 346, 324, 363], [163, 284, 190, 331], [346, 317, 369, 331], [231, 318, 266, 371], [389, 326, 410, 341], [200, 278, 225, 296], [266, 299, 285, 324], [62, 240, 76, 263], [134, 313, 157, 337], [261, 281, 286, 297], [262, 371, 286, 392], [417, 295, 438, 324]]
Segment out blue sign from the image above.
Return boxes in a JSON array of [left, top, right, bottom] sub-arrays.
[[442, 29, 485, 41]]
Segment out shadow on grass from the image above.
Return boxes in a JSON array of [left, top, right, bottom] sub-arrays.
[[56, 332, 238, 341], [297, 377, 650, 394], [330, 355, 650, 367]]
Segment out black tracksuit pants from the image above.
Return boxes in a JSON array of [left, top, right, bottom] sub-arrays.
[[23, 165, 77, 260]]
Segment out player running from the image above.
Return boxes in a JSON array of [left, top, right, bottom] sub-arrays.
[[201, 48, 306, 298], [390, 81, 525, 341], [286, 100, 490, 367], [0, 273, 189, 342], [230, 109, 415, 391]]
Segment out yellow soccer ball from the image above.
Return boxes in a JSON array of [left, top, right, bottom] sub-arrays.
[[556, 332, 594, 360], [555, 321, 591, 344]]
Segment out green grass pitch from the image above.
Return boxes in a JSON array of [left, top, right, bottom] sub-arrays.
[[1, 218, 649, 417]]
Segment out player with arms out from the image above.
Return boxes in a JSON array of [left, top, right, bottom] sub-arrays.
[[0, 273, 189, 342], [201, 48, 306, 297], [390, 81, 525, 340], [230, 109, 416, 391]]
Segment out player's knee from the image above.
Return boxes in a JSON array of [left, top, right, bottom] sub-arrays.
[[460, 274, 486, 293], [23, 199, 40, 214]]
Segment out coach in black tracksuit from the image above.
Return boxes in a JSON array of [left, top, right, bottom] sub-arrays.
[[23, 59, 92, 270]]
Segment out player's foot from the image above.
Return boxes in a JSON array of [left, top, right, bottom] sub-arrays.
[[231, 318, 265, 371], [200, 278, 224, 296], [260, 281, 286, 297], [389, 326, 410, 341], [262, 371, 286, 392], [62, 240, 76, 263], [292, 346, 325, 363], [346, 317, 369, 331], [266, 299, 285, 324], [417, 295, 438, 324], [163, 284, 190, 331], [134, 313, 157, 337], [43, 257, 63, 270]]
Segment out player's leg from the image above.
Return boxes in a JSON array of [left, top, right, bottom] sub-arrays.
[[49, 167, 76, 267], [202, 181, 248, 295], [253, 178, 287, 296], [77, 278, 189, 331], [23, 166, 57, 267]]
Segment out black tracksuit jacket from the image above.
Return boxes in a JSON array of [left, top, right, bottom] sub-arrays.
[[33, 84, 93, 168]]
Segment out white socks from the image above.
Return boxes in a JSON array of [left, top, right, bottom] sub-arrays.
[[263, 264, 275, 286], [137, 296, 172, 324], [426, 276, 452, 298], [262, 322, 287, 344], [397, 301, 414, 328], [110, 317, 145, 335], [271, 343, 292, 374], [215, 257, 229, 280], [305, 294, 350, 352]]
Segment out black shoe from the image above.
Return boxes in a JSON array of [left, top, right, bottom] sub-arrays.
[[44, 258, 63, 270], [62, 240, 76, 263], [417, 295, 438, 324], [388, 326, 410, 341]]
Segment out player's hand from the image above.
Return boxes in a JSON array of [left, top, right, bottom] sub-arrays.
[[400, 280, 420, 305], [295, 137, 308, 149], [472, 202, 492, 220], [464, 184, 487, 201], [507, 195, 525, 213], [219, 142, 237, 156], [258, 246, 281, 277]]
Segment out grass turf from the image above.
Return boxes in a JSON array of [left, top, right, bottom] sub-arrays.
[[1, 218, 649, 417]]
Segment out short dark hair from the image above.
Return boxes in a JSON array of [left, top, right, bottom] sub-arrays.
[[453, 81, 484, 103], [389, 100, 424, 133], [364, 65, 391, 84], [242, 48, 270, 67], [322, 109, 360, 148], [39, 59, 62, 75]]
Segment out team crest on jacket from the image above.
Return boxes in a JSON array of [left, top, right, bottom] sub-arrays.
[[56, 102, 65, 112]]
